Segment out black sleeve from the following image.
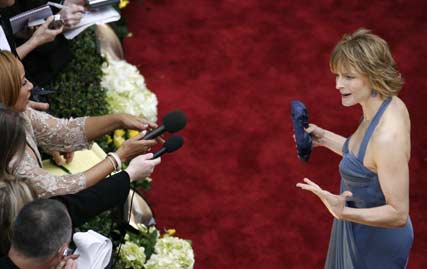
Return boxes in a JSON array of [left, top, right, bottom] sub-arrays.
[[0, 256, 18, 269], [51, 171, 131, 227]]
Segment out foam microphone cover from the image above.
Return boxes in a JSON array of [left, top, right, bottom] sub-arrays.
[[163, 110, 187, 133], [151, 135, 184, 159], [164, 135, 184, 152]]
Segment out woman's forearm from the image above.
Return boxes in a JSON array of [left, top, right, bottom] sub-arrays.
[[341, 204, 408, 228], [83, 157, 117, 187], [16, 40, 38, 59], [320, 129, 346, 156], [84, 114, 122, 141]]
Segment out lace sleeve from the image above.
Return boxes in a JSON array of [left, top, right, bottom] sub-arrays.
[[15, 151, 87, 198], [26, 108, 93, 152]]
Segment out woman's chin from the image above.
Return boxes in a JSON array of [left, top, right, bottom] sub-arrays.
[[341, 98, 355, 107], [13, 104, 27, 112]]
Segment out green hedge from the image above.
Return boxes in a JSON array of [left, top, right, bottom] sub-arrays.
[[47, 27, 109, 119]]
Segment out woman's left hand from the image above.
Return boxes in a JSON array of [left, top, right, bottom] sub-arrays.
[[50, 151, 75, 166], [296, 178, 352, 220], [119, 114, 158, 131]]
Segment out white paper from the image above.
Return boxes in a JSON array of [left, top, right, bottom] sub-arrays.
[[63, 6, 120, 40], [73, 230, 113, 269], [73, 230, 112, 269], [0, 26, 11, 51]]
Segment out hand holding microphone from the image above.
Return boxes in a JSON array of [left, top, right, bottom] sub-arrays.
[[151, 135, 184, 159], [120, 110, 186, 165], [143, 110, 187, 139], [125, 153, 162, 182]]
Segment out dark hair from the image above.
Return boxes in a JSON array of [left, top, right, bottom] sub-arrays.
[[11, 199, 72, 259], [0, 106, 32, 255], [0, 105, 27, 180]]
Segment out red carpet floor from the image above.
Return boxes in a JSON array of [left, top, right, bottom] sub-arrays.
[[123, 1, 427, 268]]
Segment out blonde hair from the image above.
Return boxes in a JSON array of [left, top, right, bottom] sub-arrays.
[[0, 50, 21, 107], [0, 180, 35, 255], [329, 28, 403, 98]]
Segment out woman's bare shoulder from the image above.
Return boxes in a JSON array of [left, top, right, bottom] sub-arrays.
[[372, 96, 411, 154]]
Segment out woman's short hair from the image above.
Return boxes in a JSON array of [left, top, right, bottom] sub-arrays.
[[0, 50, 21, 107], [329, 28, 403, 98]]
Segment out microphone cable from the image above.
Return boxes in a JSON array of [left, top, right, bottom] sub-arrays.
[[112, 185, 136, 268]]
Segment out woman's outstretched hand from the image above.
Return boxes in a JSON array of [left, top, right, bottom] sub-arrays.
[[119, 114, 158, 132], [296, 178, 352, 220]]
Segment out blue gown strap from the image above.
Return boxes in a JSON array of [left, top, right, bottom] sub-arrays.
[[357, 97, 392, 161], [342, 137, 350, 154]]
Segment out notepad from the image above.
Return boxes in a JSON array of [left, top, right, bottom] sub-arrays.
[[9, 4, 53, 34], [42, 143, 107, 175]]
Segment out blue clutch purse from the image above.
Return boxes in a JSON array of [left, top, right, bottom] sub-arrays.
[[291, 100, 312, 162]]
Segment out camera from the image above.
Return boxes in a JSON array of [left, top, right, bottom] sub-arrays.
[[48, 14, 64, 29]]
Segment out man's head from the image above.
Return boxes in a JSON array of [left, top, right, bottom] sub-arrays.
[[10, 199, 72, 268]]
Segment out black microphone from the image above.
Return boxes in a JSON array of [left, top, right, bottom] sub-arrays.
[[143, 110, 187, 140], [151, 135, 184, 159]]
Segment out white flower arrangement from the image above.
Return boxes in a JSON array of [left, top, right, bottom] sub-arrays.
[[117, 224, 194, 269], [101, 56, 158, 122], [119, 241, 146, 269], [146, 237, 195, 269]]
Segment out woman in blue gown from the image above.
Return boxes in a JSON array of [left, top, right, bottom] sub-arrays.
[[296, 28, 414, 268]]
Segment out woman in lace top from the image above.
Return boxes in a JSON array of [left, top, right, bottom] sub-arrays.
[[0, 50, 158, 198]]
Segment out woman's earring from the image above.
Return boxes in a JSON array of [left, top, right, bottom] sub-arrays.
[[371, 89, 378, 97]]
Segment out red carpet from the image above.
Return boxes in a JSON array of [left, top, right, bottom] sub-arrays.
[[123, 1, 427, 268]]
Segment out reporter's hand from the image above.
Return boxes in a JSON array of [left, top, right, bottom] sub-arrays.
[[116, 131, 157, 162], [54, 254, 79, 269], [125, 153, 161, 181], [28, 100, 49, 111], [29, 16, 63, 46], [119, 114, 158, 131], [60, 2, 86, 28], [305, 123, 326, 147], [64, 258, 77, 269], [51, 151, 75, 165]]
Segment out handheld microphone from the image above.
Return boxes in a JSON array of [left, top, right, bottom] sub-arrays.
[[143, 110, 187, 140], [151, 135, 184, 159]]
